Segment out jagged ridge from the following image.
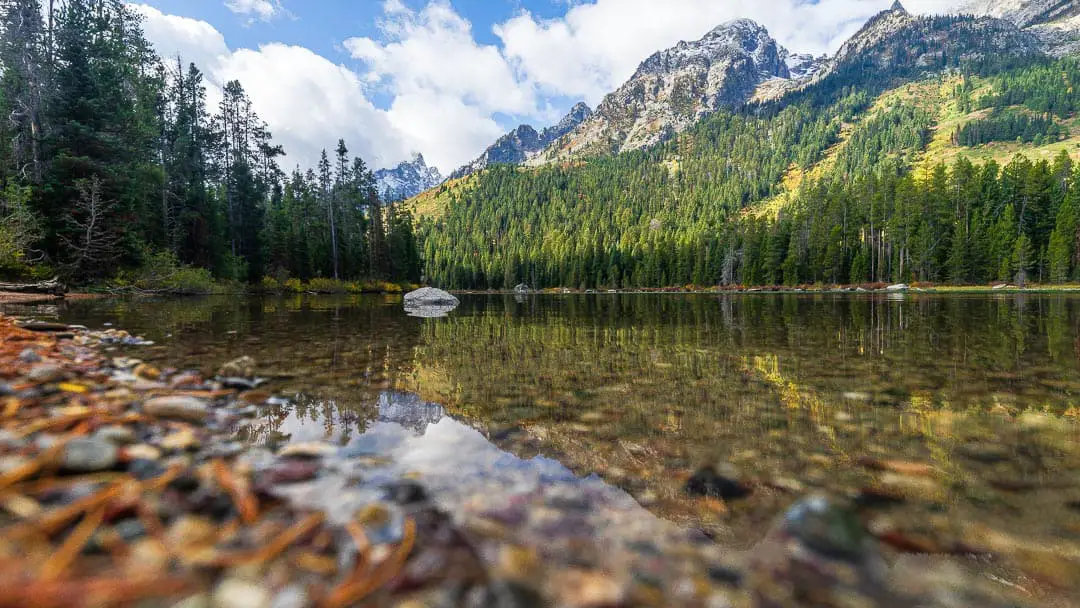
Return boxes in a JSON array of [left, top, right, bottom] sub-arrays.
[[375, 153, 444, 203]]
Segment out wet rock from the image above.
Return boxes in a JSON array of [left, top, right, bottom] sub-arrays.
[[748, 495, 890, 606], [144, 396, 210, 423], [125, 444, 163, 461], [885, 283, 909, 291], [213, 578, 270, 608], [94, 425, 136, 446], [404, 288, 460, 318], [61, 437, 119, 472], [277, 442, 335, 459], [264, 460, 321, 484], [383, 480, 429, 505], [27, 364, 64, 383], [684, 464, 750, 501], [18, 348, 41, 363], [550, 569, 626, 607], [134, 364, 161, 380], [218, 356, 257, 379], [269, 586, 309, 608], [161, 429, 200, 451]]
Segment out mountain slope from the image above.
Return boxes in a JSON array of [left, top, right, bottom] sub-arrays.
[[375, 154, 444, 203], [449, 103, 592, 179], [533, 19, 791, 165]]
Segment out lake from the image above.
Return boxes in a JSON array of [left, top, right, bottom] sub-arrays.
[[6, 292, 1080, 601]]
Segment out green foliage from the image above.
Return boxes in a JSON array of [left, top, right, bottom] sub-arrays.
[[978, 57, 1080, 118], [954, 110, 1065, 146], [0, 183, 43, 274], [121, 250, 218, 294], [0, 0, 421, 286]]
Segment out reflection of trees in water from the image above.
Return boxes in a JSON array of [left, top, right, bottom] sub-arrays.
[[412, 295, 1080, 427]]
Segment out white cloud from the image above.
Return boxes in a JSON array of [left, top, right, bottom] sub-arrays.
[[225, 0, 282, 23], [133, 4, 410, 171], [134, 0, 975, 175], [496, 0, 971, 105], [343, 0, 540, 171]]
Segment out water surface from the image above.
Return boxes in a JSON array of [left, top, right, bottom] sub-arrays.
[[6, 293, 1080, 574]]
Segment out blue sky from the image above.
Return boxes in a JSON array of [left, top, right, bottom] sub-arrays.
[[132, 0, 966, 174]]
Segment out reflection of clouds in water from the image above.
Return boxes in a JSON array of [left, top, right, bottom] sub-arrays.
[[338, 392, 641, 513], [377, 391, 446, 432]]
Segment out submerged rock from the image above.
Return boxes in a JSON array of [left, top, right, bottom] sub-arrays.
[[684, 463, 750, 501], [404, 287, 460, 318]]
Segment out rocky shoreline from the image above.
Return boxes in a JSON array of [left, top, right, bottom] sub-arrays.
[[0, 313, 1065, 607]]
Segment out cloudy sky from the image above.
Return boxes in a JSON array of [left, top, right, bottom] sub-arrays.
[[133, 0, 969, 174]]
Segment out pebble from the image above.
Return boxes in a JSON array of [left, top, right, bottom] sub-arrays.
[[125, 444, 163, 461], [277, 442, 335, 459], [872, 473, 947, 503], [27, 364, 64, 383], [144, 396, 210, 423], [264, 460, 321, 484], [61, 437, 119, 472], [161, 429, 201, 451], [18, 348, 42, 363], [94, 425, 136, 445], [684, 464, 750, 501], [218, 356, 257, 379], [551, 569, 625, 607], [213, 578, 270, 608]]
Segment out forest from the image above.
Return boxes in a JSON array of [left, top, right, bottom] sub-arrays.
[[0, 0, 420, 290], [418, 58, 1080, 290]]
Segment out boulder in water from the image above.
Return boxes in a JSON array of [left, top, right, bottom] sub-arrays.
[[404, 287, 459, 318]]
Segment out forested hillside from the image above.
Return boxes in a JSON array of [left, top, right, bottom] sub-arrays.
[[0, 0, 419, 288], [417, 55, 1080, 290]]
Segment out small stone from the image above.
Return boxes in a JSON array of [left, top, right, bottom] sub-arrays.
[[496, 545, 540, 581], [167, 516, 218, 549], [217, 356, 257, 379], [277, 442, 335, 459], [265, 459, 320, 484], [213, 578, 270, 608], [27, 364, 64, 383], [144, 396, 210, 423], [161, 429, 200, 451], [551, 570, 625, 607], [94, 425, 136, 446], [383, 480, 428, 504], [134, 364, 161, 380], [125, 444, 162, 461], [18, 348, 42, 363], [684, 464, 750, 501], [62, 437, 119, 473]]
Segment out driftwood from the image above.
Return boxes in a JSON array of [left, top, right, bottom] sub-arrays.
[[0, 278, 66, 296]]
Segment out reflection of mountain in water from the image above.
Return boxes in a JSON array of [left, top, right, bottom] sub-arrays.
[[377, 391, 446, 433]]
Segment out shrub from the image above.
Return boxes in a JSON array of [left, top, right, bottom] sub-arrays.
[[284, 278, 304, 293], [125, 250, 218, 294], [306, 277, 347, 294], [260, 276, 282, 293]]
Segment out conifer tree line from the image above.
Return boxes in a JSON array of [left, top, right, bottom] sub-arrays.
[[420, 57, 1080, 290], [0, 0, 420, 285]]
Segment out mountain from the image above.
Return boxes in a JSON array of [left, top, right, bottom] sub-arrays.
[[375, 154, 443, 203], [532, 19, 791, 165], [416, 1, 1080, 291], [963, 0, 1080, 56], [449, 102, 592, 180]]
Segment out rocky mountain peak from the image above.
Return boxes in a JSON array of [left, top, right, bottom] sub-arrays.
[[374, 153, 444, 203], [890, 0, 908, 14], [534, 19, 789, 163], [448, 102, 593, 180], [962, 0, 1080, 56]]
